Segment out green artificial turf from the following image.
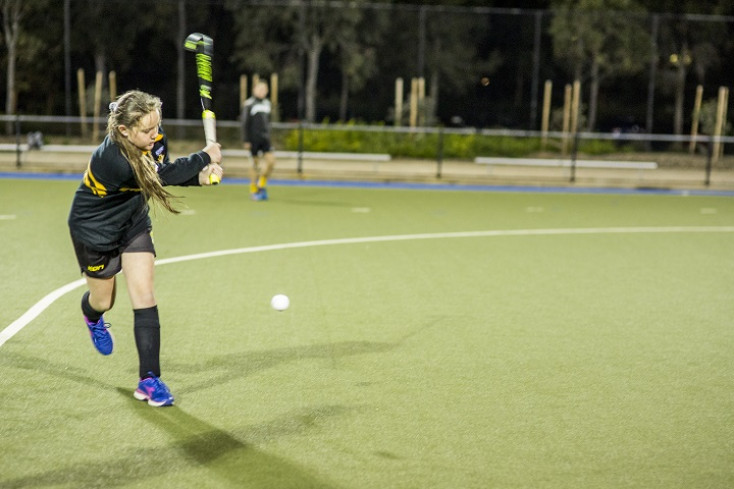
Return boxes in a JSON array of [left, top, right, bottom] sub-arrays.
[[1, 179, 733, 488]]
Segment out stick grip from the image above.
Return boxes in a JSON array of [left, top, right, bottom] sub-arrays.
[[202, 110, 220, 184], [202, 110, 216, 144]]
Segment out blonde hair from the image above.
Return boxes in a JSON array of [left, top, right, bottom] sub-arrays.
[[107, 90, 179, 214]]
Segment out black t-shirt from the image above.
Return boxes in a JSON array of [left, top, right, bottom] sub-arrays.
[[68, 132, 210, 251], [241, 96, 271, 143]]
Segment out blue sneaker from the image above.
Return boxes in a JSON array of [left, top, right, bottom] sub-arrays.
[[85, 315, 113, 355], [134, 373, 175, 407], [250, 188, 268, 201]]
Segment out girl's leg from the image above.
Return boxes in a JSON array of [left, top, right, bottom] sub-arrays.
[[82, 275, 117, 355], [122, 250, 175, 406], [121, 251, 160, 378], [82, 275, 117, 322]]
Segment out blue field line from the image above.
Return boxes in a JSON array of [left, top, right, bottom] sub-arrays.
[[2, 171, 734, 197], [0, 172, 82, 181]]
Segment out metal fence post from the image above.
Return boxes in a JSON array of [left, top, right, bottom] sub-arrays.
[[297, 121, 304, 174], [704, 135, 713, 186], [570, 130, 579, 183], [436, 127, 444, 179]]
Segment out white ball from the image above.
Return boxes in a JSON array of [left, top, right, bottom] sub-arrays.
[[271, 294, 290, 311]]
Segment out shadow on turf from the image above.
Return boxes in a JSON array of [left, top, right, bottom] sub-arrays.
[[120, 395, 346, 488], [1, 393, 344, 489], [172, 340, 395, 396], [1, 352, 346, 488], [3, 332, 435, 488]]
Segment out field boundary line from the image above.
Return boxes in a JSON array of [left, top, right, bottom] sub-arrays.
[[3, 226, 734, 349]]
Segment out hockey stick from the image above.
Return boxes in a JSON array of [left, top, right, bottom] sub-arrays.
[[184, 32, 220, 184]]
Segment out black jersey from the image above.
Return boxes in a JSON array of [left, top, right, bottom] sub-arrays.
[[241, 96, 271, 143], [68, 132, 211, 251]]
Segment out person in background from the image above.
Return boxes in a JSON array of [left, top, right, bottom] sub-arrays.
[[241, 80, 276, 201]]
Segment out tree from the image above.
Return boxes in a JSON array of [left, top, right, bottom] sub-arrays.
[[333, 6, 384, 121], [1, 0, 24, 123], [0, 0, 58, 130], [375, 5, 492, 125], [657, 13, 728, 135], [423, 8, 492, 125], [300, 1, 366, 122], [549, 0, 650, 130], [227, 2, 301, 117], [70, 1, 150, 113], [228, 0, 371, 122], [639, 0, 731, 134]]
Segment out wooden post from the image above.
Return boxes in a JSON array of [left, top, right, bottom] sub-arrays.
[[252, 73, 260, 88], [417, 77, 425, 126], [689, 85, 703, 154], [270, 73, 279, 122], [394, 78, 403, 126], [570, 80, 581, 136], [569, 80, 582, 181], [712, 86, 727, 164], [108, 71, 117, 102], [541, 80, 552, 151], [239, 75, 248, 107], [721, 87, 729, 160], [409, 77, 418, 128], [561, 83, 572, 155], [77, 68, 87, 137], [718, 87, 728, 161], [92, 71, 103, 141]]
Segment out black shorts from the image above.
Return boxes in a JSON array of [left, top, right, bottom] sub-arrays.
[[72, 230, 156, 279], [249, 139, 273, 157]]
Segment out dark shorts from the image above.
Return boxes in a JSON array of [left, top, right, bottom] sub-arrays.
[[250, 138, 274, 157], [72, 230, 156, 279]]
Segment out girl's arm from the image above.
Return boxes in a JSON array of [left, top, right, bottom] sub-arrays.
[[156, 151, 211, 186]]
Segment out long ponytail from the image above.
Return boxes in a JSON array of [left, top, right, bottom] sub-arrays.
[[107, 90, 180, 214]]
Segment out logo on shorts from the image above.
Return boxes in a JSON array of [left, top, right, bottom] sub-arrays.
[[87, 264, 105, 272]]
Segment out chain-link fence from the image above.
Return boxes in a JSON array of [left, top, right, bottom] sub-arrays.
[[1, 1, 733, 188], [5, 2, 733, 133]]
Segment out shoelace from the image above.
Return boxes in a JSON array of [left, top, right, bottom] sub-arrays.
[[89, 320, 111, 332], [145, 374, 171, 396]]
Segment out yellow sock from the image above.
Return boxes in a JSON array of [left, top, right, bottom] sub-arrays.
[[257, 176, 268, 188], [250, 183, 258, 193]]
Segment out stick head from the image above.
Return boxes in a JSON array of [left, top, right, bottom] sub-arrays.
[[184, 32, 213, 56]]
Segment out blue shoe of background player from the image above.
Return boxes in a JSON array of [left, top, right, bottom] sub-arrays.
[[134, 373, 175, 407], [250, 188, 268, 201], [85, 315, 114, 355]]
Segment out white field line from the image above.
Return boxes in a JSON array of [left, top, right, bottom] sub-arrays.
[[2, 226, 734, 349], [0, 278, 86, 348]]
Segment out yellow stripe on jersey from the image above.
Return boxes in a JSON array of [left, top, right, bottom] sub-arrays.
[[83, 164, 107, 197], [151, 133, 166, 163]]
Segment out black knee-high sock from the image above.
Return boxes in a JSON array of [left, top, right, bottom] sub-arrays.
[[134, 306, 161, 379], [81, 291, 102, 323]]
